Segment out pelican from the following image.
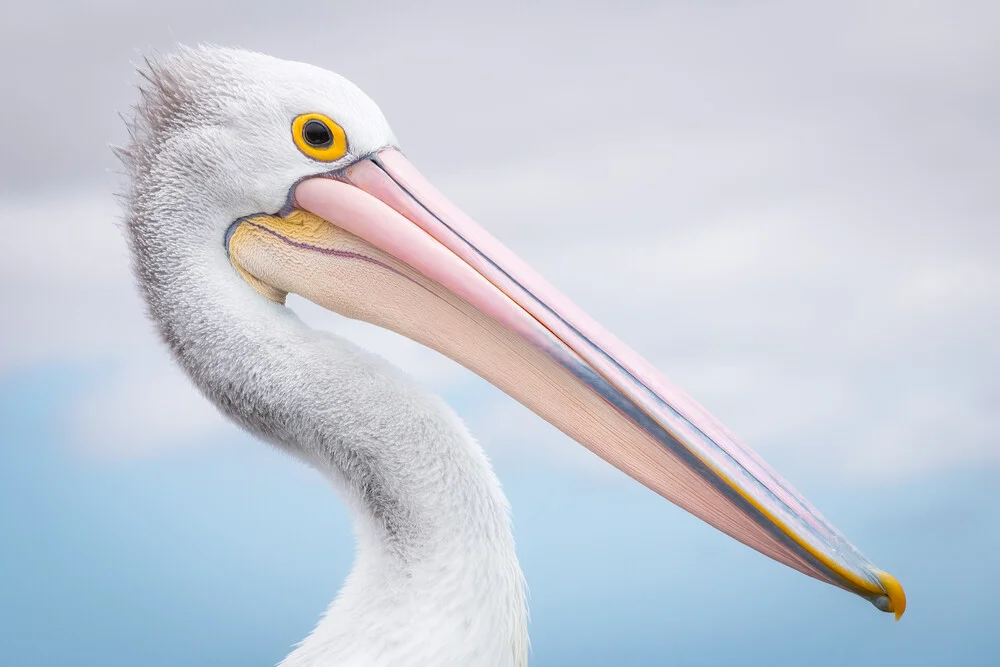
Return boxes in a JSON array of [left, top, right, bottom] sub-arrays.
[[117, 46, 904, 666]]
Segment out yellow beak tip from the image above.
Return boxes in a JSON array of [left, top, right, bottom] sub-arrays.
[[876, 571, 907, 620]]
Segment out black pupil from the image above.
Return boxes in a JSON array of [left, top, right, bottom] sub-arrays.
[[302, 119, 333, 148]]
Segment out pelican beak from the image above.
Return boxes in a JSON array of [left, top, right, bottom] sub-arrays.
[[227, 148, 905, 619]]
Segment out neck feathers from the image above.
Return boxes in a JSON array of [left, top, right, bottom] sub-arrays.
[[124, 197, 527, 666]]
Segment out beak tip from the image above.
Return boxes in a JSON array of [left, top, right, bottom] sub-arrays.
[[874, 570, 907, 620]]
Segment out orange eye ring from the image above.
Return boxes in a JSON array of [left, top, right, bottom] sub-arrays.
[[291, 113, 348, 162]]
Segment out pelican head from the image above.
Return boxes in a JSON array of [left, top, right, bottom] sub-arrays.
[[119, 45, 903, 665]]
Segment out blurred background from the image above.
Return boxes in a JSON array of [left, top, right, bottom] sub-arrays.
[[1, 1, 998, 665]]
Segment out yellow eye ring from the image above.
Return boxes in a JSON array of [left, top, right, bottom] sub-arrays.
[[291, 113, 348, 162]]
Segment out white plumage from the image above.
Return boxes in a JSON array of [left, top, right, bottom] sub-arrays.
[[121, 47, 526, 666]]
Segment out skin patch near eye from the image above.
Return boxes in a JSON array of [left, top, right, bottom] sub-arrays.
[[292, 113, 348, 162]]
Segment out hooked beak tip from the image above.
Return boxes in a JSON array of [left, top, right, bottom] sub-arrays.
[[873, 571, 906, 620]]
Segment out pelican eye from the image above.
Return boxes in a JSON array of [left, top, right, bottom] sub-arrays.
[[291, 113, 347, 162], [303, 120, 333, 148]]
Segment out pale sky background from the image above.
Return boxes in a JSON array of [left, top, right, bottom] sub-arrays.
[[1, 1, 998, 665]]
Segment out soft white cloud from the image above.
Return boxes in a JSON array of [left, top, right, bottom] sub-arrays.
[[4, 147, 996, 482], [68, 348, 240, 459], [0, 1, 996, 482], [0, 190, 139, 368]]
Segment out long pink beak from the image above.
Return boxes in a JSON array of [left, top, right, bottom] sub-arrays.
[[267, 148, 904, 618]]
